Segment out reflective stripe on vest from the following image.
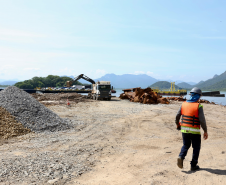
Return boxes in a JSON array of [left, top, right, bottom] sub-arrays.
[[181, 126, 200, 134], [181, 102, 201, 134]]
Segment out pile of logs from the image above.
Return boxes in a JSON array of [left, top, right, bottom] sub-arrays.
[[199, 99, 215, 104], [119, 87, 169, 104], [166, 96, 186, 101], [166, 96, 216, 104]]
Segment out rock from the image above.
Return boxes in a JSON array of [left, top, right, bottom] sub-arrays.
[[47, 178, 59, 184]]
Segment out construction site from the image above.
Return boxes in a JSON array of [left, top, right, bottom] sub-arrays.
[[0, 82, 226, 185]]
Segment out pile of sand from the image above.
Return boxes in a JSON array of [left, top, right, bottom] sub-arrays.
[[0, 107, 31, 139]]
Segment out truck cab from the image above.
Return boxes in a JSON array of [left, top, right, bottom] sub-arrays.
[[92, 81, 111, 100]]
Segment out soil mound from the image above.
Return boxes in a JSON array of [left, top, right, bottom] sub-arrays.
[[0, 107, 31, 139], [0, 86, 72, 132]]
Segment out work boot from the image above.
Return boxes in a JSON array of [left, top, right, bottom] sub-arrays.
[[177, 157, 183, 169], [191, 165, 200, 171]]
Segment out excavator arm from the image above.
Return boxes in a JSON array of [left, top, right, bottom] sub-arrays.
[[66, 74, 95, 87]]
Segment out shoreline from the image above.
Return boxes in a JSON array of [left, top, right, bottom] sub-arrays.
[[0, 87, 226, 105]]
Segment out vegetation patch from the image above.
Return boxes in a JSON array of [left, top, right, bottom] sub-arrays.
[[149, 81, 181, 90], [14, 75, 83, 89]]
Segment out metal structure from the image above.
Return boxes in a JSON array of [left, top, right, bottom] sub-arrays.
[[66, 74, 95, 87], [170, 82, 176, 92], [152, 82, 187, 96]]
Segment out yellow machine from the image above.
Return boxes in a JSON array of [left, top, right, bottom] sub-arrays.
[[171, 82, 176, 92], [66, 74, 95, 87], [152, 82, 187, 96], [67, 74, 112, 100]]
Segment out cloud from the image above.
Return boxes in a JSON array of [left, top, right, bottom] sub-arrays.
[[131, 71, 154, 76], [23, 68, 41, 71], [2, 65, 15, 69], [147, 71, 154, 76], [133, 71, 146, 75], [193, 34, 226, 40], [94, 69, 107, 78], [0, 29, 45, 38], [0, 28, 47, 44]]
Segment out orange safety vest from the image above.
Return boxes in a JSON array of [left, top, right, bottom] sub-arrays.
[[181, 102, 200, 129]]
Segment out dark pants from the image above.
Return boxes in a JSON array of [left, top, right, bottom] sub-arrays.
[[179, 133, 201, 167]]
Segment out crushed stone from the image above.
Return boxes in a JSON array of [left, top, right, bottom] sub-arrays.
[[0, 86, 73, 132]]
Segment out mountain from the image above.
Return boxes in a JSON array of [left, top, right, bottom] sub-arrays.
[[61, 75, 74, 79], [202, 79, 226, 91], [0, 81, 18, 85], [186, 82, 197, 85], [175, 80, 184, 85], [195, 71, 226, 89], [159, 80, 196, 86], [213, 74, 219, 79], [195, 80, 204, 86], [176, 81, 196, 86], [149, 81, 180, 90], [177, 82, 193, 89], [95, 74, 158, 88], [78, 73, 158, 88]]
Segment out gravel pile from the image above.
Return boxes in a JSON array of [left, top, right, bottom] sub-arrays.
[[0, 145, 99, 184], [0, 98, 173, 184], [0, 86, 72, 132], [0, 107, 31, 139]]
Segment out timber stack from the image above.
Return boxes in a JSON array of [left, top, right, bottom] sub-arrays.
[[166, 96, 186, 101], [119, 87, 169, 104], [166, 96, 216, 104]]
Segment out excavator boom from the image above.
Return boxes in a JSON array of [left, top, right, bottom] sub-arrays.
[[66, 74, 95, 87]]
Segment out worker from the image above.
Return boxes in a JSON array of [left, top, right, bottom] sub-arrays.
[[175, 87, 208, 171]]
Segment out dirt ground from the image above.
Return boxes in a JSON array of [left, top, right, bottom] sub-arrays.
[[1, 97, 226, 184]]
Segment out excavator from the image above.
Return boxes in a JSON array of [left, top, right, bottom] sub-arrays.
[[66, 74, 95, 87], [66, 74, 112, 100]]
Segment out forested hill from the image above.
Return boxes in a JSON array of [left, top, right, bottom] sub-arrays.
[[177, 82, 193, 89], [149, 81, 180, 90], [14, 75, 82, 89], [196, 71, 226, 88], [201, 79, 226, 91]]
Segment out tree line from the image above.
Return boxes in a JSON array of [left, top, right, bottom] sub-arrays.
[[14, 75, 83, 89]]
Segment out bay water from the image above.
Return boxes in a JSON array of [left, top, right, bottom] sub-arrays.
[[1, 87, 225, 105]]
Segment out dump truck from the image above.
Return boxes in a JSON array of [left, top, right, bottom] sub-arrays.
[[90, 81, 111, 100], [66, 74, 112, 100]]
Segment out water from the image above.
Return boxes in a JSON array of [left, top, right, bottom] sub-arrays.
[[186, 91, 226, 106], [0, 87, 225, 105]]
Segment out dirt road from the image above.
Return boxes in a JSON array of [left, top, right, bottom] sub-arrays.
[[1, 98, 226, 184]]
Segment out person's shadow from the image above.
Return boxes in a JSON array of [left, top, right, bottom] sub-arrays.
[[182, 168, 226, 175]]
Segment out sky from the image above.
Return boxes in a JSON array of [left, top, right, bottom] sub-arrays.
[[0, 0, 226, 83]]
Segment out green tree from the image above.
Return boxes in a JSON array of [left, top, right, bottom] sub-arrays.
[[14, 75, 85, 89]]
